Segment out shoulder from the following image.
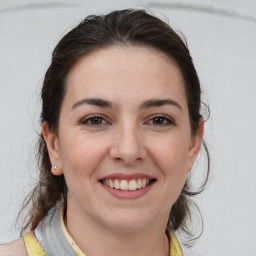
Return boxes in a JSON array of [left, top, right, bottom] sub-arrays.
[[0, 238, 27, 256]]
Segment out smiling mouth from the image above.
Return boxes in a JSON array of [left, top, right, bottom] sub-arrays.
[[100, 178, 157, 191]]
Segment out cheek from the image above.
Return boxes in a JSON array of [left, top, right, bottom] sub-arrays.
[[151, 133, 190, 170], [149, 134, 190, 193], [162, 151, 188, 193], [60, 134, 108, 181]]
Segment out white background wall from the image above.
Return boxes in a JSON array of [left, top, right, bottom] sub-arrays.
[[0, 0, 255, 255]]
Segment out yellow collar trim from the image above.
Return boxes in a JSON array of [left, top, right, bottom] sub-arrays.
[[23, 231, 46, 256], [60, 211, 183, 256], [23, 207, 183, 256], [167, 227, 183, 256], [60, 209, 86, 256]]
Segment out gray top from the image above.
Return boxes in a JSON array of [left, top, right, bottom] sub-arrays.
[[35, 204, 77, 256]]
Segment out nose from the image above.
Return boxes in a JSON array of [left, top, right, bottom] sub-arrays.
[[110, 123, 147, 165]]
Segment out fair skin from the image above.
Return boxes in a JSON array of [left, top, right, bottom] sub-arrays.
[[42, 46, 203, 256], [0, 238, 27, 255]]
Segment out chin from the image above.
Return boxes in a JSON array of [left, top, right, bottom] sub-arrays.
[[101, 210, 155, 233]]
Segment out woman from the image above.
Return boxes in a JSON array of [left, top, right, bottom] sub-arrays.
[[0, 8, 209, 256]]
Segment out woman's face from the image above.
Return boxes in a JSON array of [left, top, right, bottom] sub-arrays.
[[44, 46, 202, 233]]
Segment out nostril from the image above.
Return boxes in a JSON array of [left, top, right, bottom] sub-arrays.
[[109, 135, 147, 164]]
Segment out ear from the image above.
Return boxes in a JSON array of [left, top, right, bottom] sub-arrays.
[[42, 121, 63, 176], [187, 119, 204, 173]]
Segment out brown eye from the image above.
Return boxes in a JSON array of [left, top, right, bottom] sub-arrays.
[[147, 115, 174, 126], [81, 115, 108, 126], [152, 117, 165, 125], [90, 117, 103, 125]]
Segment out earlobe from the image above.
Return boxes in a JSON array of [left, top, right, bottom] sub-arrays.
[[42, 121, 63, 175], [187, 120, 204, 172]]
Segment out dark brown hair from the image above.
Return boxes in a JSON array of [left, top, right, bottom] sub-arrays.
[[20, 8, 210, 245]]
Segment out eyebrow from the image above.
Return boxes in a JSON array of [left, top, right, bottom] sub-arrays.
[[72, 98, 112, 110], [71, 98, 182, 111], [140, 98, 182, 111]]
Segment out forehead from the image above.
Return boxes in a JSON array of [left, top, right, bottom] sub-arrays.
[[64, 46, 186, 107]]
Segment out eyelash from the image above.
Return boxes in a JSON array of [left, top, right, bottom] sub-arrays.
[[145, 115, 175, 126], [80, 115, 108, 126], [80, 114, 175, 127]]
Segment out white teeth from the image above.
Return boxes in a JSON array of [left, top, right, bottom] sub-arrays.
[[109, 179, 114, 188], [137, 179, 142, 189], [114, 179, 120, 189], [129, 179, 137, 191], [103, 178, 152, 191], [120, 180, 129, 190]]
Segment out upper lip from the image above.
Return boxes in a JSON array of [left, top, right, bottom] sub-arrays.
[[99, 173, 156, 181]]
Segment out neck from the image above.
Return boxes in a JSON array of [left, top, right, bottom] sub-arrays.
[[65, 203, 170, 256]]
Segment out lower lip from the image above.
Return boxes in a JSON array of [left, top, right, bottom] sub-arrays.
[[101, 182, 155, 200]]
